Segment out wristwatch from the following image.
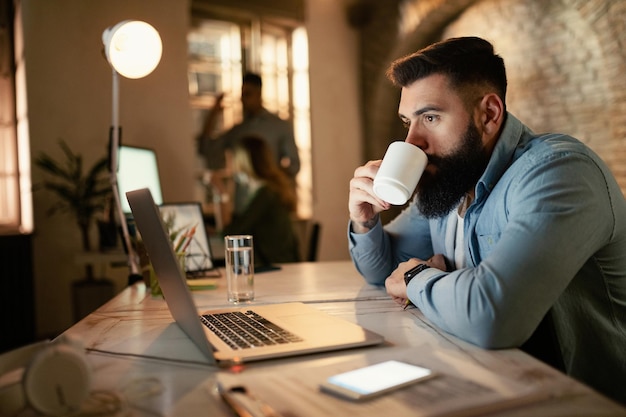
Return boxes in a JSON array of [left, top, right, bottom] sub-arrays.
[[404, 263, 430, 286]]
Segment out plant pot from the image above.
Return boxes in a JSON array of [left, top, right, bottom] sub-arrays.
[[97, 220, 118, 251], [72, 278, 115, 322]]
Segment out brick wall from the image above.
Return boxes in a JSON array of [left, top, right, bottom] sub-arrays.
[[360, 0, 626, 194]]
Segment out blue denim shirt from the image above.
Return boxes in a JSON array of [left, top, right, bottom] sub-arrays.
[[349, 114, 626, 403]]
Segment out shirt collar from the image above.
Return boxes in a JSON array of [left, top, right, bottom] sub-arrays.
[[474, 113, 532, 202]]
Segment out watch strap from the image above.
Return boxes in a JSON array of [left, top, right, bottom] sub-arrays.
[[404, 263, 430, 285]]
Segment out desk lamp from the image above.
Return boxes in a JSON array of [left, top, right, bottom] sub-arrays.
[[102, 20, 162, 285]]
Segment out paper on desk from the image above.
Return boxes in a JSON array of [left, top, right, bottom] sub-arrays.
[[215, 347, 552, 417], [186, 277, 219, 291]]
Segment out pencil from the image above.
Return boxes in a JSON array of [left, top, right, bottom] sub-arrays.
[[181, 225, 197, 253]]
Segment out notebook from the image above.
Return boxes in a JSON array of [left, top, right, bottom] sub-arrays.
[[158, 202, 220, 278], [126, 188, 384, 366]]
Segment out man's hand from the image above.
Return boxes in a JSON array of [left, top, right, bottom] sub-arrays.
[[385, 255, 447, 307], [201, 93, 226, 137], [349, 160, 390, 233]]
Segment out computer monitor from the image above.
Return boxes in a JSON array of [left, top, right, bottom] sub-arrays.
[[158, 202, 216, 275], [118, 145, 163, 213]]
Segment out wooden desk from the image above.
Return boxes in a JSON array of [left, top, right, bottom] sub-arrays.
[[56, 261, 623, 416]]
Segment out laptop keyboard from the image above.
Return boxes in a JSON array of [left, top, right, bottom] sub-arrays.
[[200, 310, 303, 349]]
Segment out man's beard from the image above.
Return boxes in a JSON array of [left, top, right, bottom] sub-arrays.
[[415, 121, 490, 219]]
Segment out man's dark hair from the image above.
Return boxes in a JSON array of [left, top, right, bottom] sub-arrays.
[[243, 72, 263, 88], [386, 37, 507, 106]]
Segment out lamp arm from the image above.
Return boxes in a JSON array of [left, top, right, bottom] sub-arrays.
[[109, 69, 142, 283]]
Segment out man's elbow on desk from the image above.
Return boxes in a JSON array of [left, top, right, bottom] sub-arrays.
[[352, 263, 390, 286], [451, 323, 535, 350], [408, 283, 536, 349], [415, 302, 536, 349]]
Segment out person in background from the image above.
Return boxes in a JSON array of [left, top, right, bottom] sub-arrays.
[[198, 72, 300, 213], [347, 36, 626, 404], [220, 135, 300, 266]]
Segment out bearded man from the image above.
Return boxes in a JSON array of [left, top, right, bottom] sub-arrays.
[[347, 37, 626, 405]]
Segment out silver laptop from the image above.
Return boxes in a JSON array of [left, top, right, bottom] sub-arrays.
[[126, 188, 384, 366]]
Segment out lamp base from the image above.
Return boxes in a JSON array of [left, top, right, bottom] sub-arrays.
[[128, 273, 143, 286]]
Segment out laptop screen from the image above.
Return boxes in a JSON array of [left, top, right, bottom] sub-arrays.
[[158, 202, 215, 275], [118, 145, 163, 213]]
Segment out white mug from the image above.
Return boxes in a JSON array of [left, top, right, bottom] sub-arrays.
[[373, 141, 427, 205]]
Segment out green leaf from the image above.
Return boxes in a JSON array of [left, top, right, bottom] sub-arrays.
[[34, 139, 113, 252]]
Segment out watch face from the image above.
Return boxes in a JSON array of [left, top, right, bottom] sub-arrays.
[[404, 264, 430, 285]]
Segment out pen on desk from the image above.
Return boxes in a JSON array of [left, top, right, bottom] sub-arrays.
[[181, 225, 196, 253], [403, 299, 414, 310], [219, 384, 283, 417]]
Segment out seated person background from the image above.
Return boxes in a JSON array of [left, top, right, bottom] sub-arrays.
[[219, 135, 300, 266], [347, 36, 626, 404]]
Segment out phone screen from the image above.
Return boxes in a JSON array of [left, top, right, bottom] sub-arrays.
[[320, 360, 434, 400]]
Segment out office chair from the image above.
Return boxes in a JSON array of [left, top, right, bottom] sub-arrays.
[[306, 222, 321, 262], [291, 218, 322, 262]]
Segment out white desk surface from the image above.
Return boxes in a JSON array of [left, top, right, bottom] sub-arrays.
[[54, 261, 624, 417]]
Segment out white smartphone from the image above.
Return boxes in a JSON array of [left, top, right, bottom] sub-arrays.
[[319, 360, 435, 401]]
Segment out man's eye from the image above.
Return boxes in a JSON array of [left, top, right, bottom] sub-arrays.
[[402, 120, 410, 129], [423, 114, 440, 124]]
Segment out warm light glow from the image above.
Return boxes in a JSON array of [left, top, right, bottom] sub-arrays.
[[291, 27, 311, 219], [102, 20, 162, 79]]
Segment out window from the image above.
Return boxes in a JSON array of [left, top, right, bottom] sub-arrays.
[[188, 19, 242, 131], [188, 12, 311, 218], [0, 0, 33, 235]]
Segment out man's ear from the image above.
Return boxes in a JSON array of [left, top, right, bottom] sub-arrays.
[[479, 93, 505, 137]]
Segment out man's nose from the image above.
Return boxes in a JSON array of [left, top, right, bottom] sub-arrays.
[[404, 128, 427, 151]]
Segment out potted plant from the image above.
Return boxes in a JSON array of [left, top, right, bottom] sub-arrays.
[[34, 139, 112, 281]]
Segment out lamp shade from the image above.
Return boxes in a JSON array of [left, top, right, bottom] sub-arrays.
[[102, 20, 162, 79]]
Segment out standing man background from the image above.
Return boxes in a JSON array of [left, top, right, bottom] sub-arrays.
[[348, 37, 626, 404], [198, 72, 300, 181]]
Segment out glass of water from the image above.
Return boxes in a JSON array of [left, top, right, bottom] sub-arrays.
[[224, 235, 254, 303]]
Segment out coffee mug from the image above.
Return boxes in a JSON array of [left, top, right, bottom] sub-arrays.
[[373, 141, 427, 205]]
